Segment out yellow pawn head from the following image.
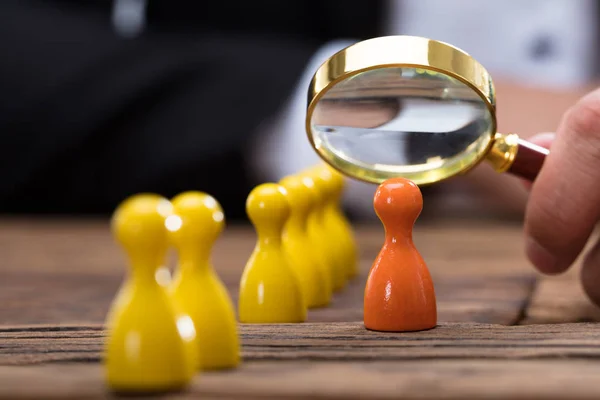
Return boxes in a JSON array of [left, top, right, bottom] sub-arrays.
[[246, 183, 290, 237], [310, 166, 335, 204], [325, 165, 346, 201], [112, 193, 174, 266], [302, 172, 326, 213], [279, 175, 314, 223], [167, 191, 225, 249]]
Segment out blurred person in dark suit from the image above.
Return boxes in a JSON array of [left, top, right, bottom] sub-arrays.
[[0, 0, 597, 221], [0, 0, 385, 219]]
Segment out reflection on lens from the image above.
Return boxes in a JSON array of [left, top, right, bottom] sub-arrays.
[[309, 67, 494, 184]]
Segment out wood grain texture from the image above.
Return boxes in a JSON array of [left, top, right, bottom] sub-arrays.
[[3, 322, 600, 366], [521, 267, 600, 325], [4, 360, 600, 400], [2, 322, 600, 399], [0, 219, 535, 326], [2, 219, 600, 398]]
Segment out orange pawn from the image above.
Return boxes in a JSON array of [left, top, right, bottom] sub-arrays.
[[363, 178, 436, 332]]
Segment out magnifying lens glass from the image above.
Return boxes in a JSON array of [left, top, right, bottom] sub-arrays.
[[305, 35, 550, 185]]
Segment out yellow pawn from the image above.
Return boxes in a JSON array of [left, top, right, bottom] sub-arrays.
[[238, 183, 306, 323], [304, 168, 346, 292], [318, 165, 359, 280], [280, 175, 332, 308], [167, 191, 240, 370], [105, 194, 197, 393]]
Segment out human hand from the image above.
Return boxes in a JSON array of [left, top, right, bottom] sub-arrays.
[[524, 87, 600, 306], [431, 80, 589, 219]]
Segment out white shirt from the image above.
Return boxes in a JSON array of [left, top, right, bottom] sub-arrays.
[[250, 0, 597, 217]]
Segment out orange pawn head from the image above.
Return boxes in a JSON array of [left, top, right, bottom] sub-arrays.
[[363, 178, 437, 332]]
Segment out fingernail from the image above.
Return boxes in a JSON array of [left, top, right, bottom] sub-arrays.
[[526, 237, 559, 274], [528, 132, 556, 148]]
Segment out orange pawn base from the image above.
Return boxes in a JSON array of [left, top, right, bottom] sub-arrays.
[[363, 248, 437, 332]]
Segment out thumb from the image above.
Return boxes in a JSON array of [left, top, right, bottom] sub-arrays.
[[524, 88, 600, 275]]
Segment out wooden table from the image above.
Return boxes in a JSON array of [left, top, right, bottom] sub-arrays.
[[2, 218, 600, 399]]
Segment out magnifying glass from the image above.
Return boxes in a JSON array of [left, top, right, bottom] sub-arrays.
[[305, 35, 550, 185]]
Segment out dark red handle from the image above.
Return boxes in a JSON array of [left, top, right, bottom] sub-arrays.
[[507, 139, 550, 181]]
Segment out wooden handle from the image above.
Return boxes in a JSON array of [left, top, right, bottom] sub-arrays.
[[507, 139, 549, 181]]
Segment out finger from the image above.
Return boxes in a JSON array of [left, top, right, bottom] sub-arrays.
[[581, 235, 600, 307], [520, 132, 555, 191], [524, 88, 600, 275]]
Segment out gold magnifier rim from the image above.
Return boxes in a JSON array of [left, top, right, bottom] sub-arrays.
[[305, 35, 498, 185]]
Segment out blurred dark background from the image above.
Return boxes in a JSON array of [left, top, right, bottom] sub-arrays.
[[1, 0, 385, 219], [0, 0, 596, 221]]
